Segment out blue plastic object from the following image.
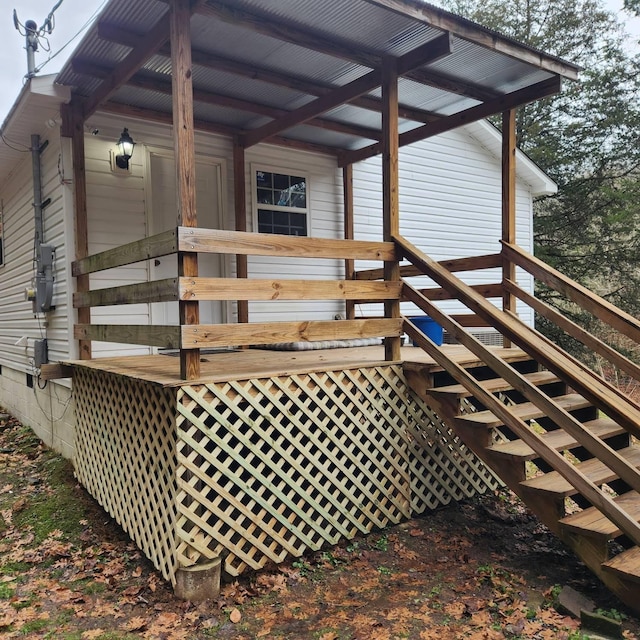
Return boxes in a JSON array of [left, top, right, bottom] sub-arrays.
[[410, 316, 443, 346]]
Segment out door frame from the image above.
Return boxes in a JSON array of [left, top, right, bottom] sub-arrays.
[[143, 144, 231, 325]]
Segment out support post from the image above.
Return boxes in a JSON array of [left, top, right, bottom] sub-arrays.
[[343, 164, 356, 320], [382, 57, 401, 361], [502, 109, 517, 347], [62, 101, 91, 359], [171, 0, 200, 380], [233, 139, 249, 325]]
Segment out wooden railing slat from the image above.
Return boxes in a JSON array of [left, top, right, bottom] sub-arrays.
[[356, 253, 502, 280], [74, 324, 181, 348], [181, 318, 402, 348], [416, 282, 502, 301], [72, 230, 178, 276], [502, 241, 640, 345], [178, 227, 396, 261], [74, 279, 179, 308]]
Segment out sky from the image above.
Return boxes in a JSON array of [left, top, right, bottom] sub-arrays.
[[0, 0, 639, 123]]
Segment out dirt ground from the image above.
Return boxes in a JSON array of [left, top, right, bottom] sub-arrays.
[[0, 410, 639, 639]]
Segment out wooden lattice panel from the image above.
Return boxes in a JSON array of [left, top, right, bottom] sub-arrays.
[[175, 365, 499, 577], [74, 368, 179, 583]]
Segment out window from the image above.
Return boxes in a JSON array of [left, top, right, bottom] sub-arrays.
[[254, 169, 308, 236]]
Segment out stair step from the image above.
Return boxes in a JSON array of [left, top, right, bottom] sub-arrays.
[[455, 393, 592, 430], [602, 546, 640, 585], [487, 418, 626, 462], [560, 490, 640, 540], [429, 370, 560, 400], [520, 445, 640, 498]]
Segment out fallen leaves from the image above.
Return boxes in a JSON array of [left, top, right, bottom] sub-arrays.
[[229, 607, 242, 623]]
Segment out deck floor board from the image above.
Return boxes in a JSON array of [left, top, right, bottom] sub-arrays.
[[64, 345, 528, 387]]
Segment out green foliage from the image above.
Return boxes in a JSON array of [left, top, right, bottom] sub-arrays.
[[440, 0, 640, 349]]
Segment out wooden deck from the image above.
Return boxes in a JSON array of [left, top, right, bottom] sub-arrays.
[[65, 345, 529, 387]]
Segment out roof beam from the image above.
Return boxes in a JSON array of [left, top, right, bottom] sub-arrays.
[[97, 21, 440, 124], [73, 60, 382, 141], [241, 32, 452, 149], [100, 101, 341, 157], [361, 0, 580, 80], [197, 0, 498, 102], [82, 0, 209, 120], [338, 75, 561, 166]]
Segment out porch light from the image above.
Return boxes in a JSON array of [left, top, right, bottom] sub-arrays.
[[115, 128, 135, 170]]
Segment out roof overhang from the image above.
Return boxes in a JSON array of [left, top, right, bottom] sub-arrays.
[[50, 0, 579, 162], [0, 75, 72, 185]]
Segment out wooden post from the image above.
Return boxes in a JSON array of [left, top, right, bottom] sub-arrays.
[[233, 139, 249, 325], [171, 0, 200, 380], [382, 57, 401, 361], [62, 101, 91, 360], [502, 109, 517, 347], [343, 164, 356, 320]]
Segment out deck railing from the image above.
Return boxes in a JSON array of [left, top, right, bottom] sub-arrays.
[[71, 228, 404, 368]]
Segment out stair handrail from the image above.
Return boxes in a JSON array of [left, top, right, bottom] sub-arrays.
[[504, 278, 640, 386], [502, 241, 640, 346], [395, 234, 640, 438], [403, 298, 640, 547]]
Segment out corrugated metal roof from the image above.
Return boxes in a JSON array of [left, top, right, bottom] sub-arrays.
[[51, 0, 580, 155]]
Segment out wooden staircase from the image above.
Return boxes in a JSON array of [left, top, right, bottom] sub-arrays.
[[405, 357, 640, 610], [388, 235, 640, 612]]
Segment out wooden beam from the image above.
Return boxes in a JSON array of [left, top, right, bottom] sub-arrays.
[[73, 279, 178, 308], [502, 109, 517, 345], [61, 100, 91, 359], [241, 33, 451, 148], [382, 57, 402, 361], [177, 227, 396, 261], [356, 253, 502, 280], [96, 22, 440, 124], [197, 2, 494, 103], [72, 229, 178, 276], [100, 101, 341, 157], [39, 363, 74, 380], [75, 324, 181, 348], [416, 282, 503, 301], [181, 318, 403, 348], [361, 0, 580, 80], [171, 0, 200, 380], [233, 141, 249, 325], [343, 164, 355, 320], [339, 76, 562, 166]]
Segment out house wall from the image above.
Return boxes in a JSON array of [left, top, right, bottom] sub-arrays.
[[353, 126, 535, 326], [0, 128, 76, 457]]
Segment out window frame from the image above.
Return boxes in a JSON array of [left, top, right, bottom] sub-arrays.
[[251, 165, 310, 237]]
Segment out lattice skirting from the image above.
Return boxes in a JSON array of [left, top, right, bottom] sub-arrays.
[[74, 364, 500, 586]]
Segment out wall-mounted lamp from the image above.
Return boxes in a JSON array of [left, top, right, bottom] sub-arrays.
[[115, 128, 135, 170]]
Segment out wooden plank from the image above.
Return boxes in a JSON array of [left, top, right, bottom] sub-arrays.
[[72, 230, 178, 276], [181, 318, 402, 348], [361, 0, 580, 80], [501, 109, 517, 340], [602, 545, 640, 585], [417, 282, 502, 301], [505, 279, 640, 384], [62, 100, 92, 360], [39, 363, 74, 380], [177, 227, 396, 261], [449, 314, 491, 327], [233, 140, 249, 325], [178, 278, 402, 301], [503, 241, 640, 346], [382, 56, 401, 362], [340, 76, 562, 167], [356, 253, 502, 280], [74, 324, 181, 348], [343, 164, 355, 320], [74, 279, 178, 308], [171, 0, 200, 380]]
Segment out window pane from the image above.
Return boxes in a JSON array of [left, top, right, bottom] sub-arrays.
[[273, 173, 289, 191], [256, 171, 272, 188], [257, 189, 274, 205]]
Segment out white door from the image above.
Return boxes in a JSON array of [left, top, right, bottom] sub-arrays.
[[148, 150, 225, 325]]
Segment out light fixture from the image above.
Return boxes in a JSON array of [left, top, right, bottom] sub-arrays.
[[115, 127, 135, 170]]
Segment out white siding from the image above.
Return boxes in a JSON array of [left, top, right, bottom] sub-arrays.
[[353, 127, 535, 326]]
